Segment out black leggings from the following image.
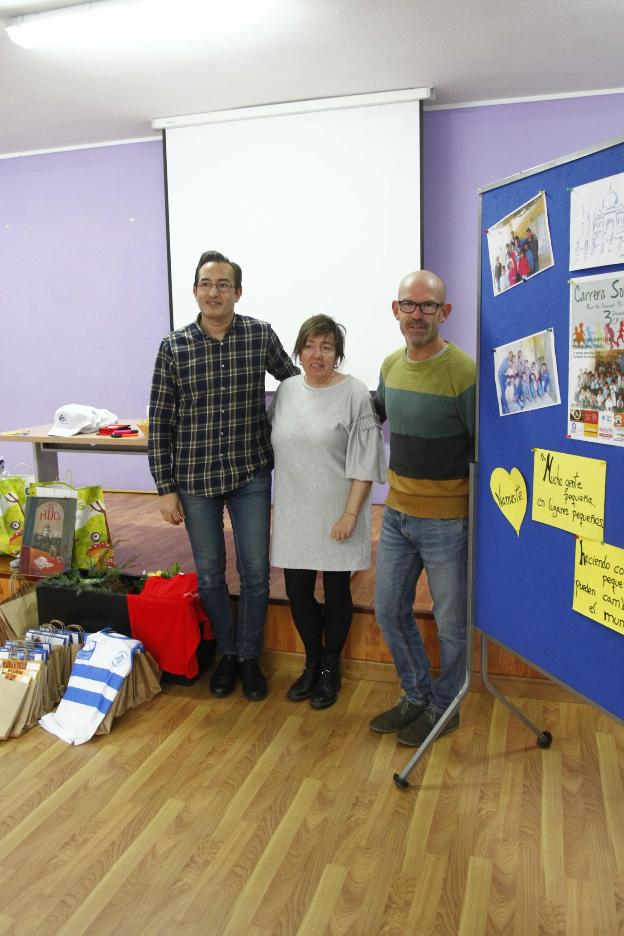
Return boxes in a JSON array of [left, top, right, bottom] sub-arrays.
[[283, 568, 353, 662]]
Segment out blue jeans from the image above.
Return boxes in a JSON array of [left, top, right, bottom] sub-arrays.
[[374, 507, 468, 713], [179, 468, 271, 658]]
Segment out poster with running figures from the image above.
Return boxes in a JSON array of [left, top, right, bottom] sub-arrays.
[[568, 272, 624, 446], [569, 172, 624, 271]]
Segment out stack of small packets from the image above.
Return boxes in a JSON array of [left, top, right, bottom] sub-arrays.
[[0, 623, 83, 739]]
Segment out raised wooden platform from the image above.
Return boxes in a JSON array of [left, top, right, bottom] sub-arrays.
[[0, 492, 541, 681], [101, 492, 543, 681]]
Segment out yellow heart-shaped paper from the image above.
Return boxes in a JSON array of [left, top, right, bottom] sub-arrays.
[[489, 467, 527, 536]]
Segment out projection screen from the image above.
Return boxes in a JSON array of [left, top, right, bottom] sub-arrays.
[[158, 89, 426, 388]]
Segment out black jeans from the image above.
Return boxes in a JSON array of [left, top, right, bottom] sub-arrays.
[[283, 568, 353, 662]]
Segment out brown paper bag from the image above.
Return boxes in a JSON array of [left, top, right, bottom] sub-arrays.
[[13, 667, 45, 735], [130, 652, 162, 708], [0, 586, 38, 641], [95, 674, 131, 735], [30, 622, 76, 689], [43, 645, 63, 706], [36, 658, 56, 719], [94, 651, 161, 733], [0, 659, 44, 736], [0, 674, 31, 739]]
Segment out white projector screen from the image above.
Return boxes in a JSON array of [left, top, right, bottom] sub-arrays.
[[163, 94, 423, 388]]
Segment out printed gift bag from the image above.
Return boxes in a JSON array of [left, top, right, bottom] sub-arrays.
[[31, 482, 115, 569], [73, 485, 114, 569], [0, 476, 28, 557], [20, 489, 77, 576]]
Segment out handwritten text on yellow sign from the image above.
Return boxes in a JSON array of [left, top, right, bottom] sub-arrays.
[[532, 448, 605, 541], [573, 537, 624, 636], [490, 467, 527, 536]]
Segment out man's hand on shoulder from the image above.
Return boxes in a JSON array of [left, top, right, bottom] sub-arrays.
[[159, 492, 185, 525]]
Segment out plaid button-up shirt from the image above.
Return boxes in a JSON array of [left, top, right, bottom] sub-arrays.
[[148, 314, 298, 497]]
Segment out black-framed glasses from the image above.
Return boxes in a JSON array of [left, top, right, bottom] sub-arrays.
[[397, 300, 444, 316], [196, 279, 234, 293]]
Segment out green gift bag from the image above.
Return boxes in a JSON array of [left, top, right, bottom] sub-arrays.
[[73, 485, 115, 569], [0, 476, 28, 557]]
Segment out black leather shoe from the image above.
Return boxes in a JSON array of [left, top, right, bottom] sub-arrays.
[[310, 661, 341, 709], [209, 654, 238, 698], [239, 657, 268, 701], [287, 659, 321, 702]]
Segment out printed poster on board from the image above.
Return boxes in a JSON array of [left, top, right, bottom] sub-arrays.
[[568, 272, 624, 446], [570, 171, 624, 271]]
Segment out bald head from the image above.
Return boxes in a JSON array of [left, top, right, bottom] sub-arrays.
[[393, 269, 452, 360], [398, 270, 447, 303]]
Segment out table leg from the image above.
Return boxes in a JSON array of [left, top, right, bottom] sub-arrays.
[[33, 443, 59, 482]]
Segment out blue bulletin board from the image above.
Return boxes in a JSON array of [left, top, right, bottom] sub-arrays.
[[475, 134, 624, 722]]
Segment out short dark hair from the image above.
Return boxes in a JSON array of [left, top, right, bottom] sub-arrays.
[[194, 250, 242, 289], [293, 315, 346, 365]]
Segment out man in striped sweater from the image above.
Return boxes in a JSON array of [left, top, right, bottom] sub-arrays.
[[369, 270, 476, 746]]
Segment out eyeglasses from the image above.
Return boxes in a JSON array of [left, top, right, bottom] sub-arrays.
[[397, 300, 444, 316], [196, 279, 234, 293]]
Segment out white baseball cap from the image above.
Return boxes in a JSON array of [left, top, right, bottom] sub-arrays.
[[92, 407, 117, 428], [48, 404, 117, 437]]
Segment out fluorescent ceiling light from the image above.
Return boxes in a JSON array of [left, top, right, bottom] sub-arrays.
[[7, 0, 138, 48], [6, 0, 275, 49]]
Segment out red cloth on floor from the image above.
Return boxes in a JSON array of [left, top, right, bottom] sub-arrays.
[[127, 573, 212, 678]]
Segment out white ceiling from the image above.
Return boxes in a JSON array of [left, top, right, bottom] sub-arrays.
[[1, 0, 623, 157]]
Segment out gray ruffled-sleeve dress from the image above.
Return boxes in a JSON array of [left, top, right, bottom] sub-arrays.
[[270, 374, 387, 572]]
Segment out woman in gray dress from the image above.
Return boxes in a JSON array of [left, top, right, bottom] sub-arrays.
[[270, 315, 386, 708]]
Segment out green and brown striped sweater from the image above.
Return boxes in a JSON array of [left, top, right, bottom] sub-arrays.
[[376, 342, 476, 519]]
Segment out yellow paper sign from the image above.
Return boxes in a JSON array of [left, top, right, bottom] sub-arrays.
[[573, 538, 624, 636], [490, 467, 527, 536], [532, 448, 605, 542]]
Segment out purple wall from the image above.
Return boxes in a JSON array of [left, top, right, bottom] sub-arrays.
[[1, 93, 622, 494], [423, 92, 624, 358], [0, 141, 169, 489]]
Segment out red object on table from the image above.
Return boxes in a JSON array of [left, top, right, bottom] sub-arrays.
[[97, 424, 132, 435], [127, 573, 213, 679]]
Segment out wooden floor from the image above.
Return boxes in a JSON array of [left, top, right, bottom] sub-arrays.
[[1, 659, 624, 935], [3, 491, 624, 933]]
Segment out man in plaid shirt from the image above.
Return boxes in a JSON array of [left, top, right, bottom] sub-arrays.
[[149, 250, 298, 700]]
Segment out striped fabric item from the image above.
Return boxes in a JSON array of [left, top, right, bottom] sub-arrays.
[[39, 631, 142, 745]]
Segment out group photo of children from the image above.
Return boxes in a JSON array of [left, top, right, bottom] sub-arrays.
[[571, 351, 624, 414], [487, 191, 554, 295], [493, 328, 561, 416]]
